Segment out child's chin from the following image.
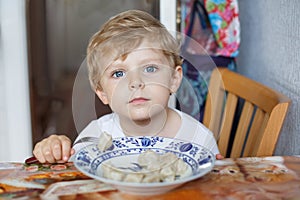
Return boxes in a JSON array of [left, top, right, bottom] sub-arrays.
[[129, 108, 164, 121], [128, 114, 151, 123]]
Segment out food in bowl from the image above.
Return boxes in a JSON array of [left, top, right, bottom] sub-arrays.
[[74, 136, 215, 195], [101, 150, 190, 183], [97, 131, 113, 152]]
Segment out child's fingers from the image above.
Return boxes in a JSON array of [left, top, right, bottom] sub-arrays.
[[33, 143, 46, 163], [33, 134, 72, 163], [50, 139, 63, 161], [216, 154, 224, 160], [42, 140, 57, 163], [60, 137, 72, 161], [42, 147, 56, 163], [70, 148, 75, 155], [38, 135, 60, 163]]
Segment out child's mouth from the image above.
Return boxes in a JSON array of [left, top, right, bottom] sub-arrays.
[[129, 97, 149, 104]]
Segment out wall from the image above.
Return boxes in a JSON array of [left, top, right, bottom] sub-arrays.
[[237, 0, 300, 155], [0, 0, 32, 161], [0, 0, 176, 161], [45, 0, 159, 83]]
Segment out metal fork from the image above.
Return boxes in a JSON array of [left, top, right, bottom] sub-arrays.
[[73, 136, 99, 146]]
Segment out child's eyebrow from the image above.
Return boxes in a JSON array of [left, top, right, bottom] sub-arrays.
[[107, 58, 165, 69], [137, 58, 166, 65]]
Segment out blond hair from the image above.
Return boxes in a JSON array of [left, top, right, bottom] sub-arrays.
[[86, 10, 182, 91]]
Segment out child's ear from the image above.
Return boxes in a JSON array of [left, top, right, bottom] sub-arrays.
[[170, 66, 183, 93], [95, 89, 109, 105]]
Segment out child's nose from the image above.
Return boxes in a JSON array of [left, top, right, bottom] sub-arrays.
[[127, 69, 145, 90], [129, 80, 145, 89]]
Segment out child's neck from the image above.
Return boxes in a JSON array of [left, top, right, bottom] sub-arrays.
[[118, 108, 181, 138]]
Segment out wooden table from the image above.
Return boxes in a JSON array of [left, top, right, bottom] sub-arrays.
[[1, 156, 300, 199]]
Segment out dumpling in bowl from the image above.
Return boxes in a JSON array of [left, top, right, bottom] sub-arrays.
[[102, 162, 125, 181], [123, 173, 144, 183], [101, 150, 190, 183], [142, 171, 161, 183], [138, 150, 161, 171], [160, 165, 176, 182], [159, 152, 179, 168], [175, 157, 189, 177], [97, 131, 112, 152]]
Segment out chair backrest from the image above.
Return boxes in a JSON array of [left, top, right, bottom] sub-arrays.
[[203, 68, 291, 158]]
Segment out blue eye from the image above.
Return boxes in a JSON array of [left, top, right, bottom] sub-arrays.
[[144, 65, 158, 73], [112, 70, 125, 78]]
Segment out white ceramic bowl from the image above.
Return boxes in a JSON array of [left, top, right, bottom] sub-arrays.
[[74, 136, 215, 195]]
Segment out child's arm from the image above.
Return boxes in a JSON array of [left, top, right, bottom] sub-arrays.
[[33, 135, 75, 163]]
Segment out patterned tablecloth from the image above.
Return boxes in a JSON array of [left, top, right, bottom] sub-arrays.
[[0, 156, 300, 199]]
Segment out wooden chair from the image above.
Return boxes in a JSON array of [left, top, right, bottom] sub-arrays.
[[203, 68, 291, 158]]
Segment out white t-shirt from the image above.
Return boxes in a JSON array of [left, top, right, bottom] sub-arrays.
[[73, 109, 219, 155]]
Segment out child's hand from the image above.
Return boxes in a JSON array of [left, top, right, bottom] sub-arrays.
[[33, 135, 75, 163], [216, 154, 224, 160]]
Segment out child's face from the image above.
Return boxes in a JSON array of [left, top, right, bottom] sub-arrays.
[[95, 42, 182, 122]]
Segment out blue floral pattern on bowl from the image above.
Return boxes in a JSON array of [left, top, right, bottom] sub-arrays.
[[74, 136, 215, 195]]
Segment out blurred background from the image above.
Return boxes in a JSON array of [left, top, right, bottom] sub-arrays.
[[1, 0, 299, 161], [26, 0, 160, 151]]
